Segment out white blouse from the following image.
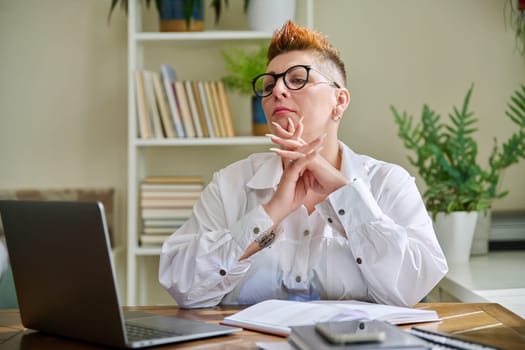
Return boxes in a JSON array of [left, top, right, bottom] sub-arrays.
[[159, 143, 448, 308]]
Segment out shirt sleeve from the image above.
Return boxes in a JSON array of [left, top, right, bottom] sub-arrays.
[[318, 167, 448, 307], [158, 171, 274, 308]]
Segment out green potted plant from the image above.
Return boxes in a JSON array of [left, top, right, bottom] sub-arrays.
[[391, 84, 525, 261], [210, 0, 250, 24], [221, 44, 269, 135], [108, 0, 249, 31]]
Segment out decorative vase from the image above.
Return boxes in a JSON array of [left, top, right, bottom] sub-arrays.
[[471, 210, 491, 255], [159, 0, 204, 32], [433, 211, 478, 263], [252, 96, 269, 136], [246, 0, 296, 32]]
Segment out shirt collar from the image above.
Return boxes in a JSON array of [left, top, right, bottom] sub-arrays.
[[246, 154, 283, 190], [339, 142, 371, 189], [246, 143, 372, 190]]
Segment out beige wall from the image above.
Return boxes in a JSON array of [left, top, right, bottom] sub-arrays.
[[1, 0, 524, 251], [0, 0, 129, 246]]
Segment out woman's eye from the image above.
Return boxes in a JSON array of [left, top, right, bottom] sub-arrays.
[[264, 83, 275, 93], [289, 77, 306, 85]]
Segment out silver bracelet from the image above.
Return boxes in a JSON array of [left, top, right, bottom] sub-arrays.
[[254, 230, 275, 249]]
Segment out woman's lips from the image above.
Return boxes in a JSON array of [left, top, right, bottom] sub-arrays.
[[272, 107, 294, 116]]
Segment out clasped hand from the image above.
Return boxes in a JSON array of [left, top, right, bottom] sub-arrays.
[[263, 117, 349, 225]]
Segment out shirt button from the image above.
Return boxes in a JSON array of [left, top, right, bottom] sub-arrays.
[[253, 227, 260, 234], [356, 257, 362, 264], [295, 275, 302, 283], [219, 269, 227, 276], [303, 229, 310, 236], [338, 209, 345, 215], [328, 218, 333, 223]]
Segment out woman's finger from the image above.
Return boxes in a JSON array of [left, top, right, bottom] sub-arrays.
[[267, 135, 305, 149], [271, 122, 294, 138], [270, 138, 324, 165]]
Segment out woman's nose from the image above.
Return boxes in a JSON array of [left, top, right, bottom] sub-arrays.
[[272, 77, 289, 97]]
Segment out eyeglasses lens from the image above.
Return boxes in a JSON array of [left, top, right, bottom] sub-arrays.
[[253, 66, 309, 97]]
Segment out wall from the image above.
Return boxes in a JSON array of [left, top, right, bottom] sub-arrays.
[[322, 0, 525, 210], [0, 0, 128, 244]]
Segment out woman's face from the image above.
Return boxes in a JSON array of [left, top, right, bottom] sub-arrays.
[[262, 50, 343, 142]]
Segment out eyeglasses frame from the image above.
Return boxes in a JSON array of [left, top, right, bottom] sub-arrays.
[[251, 64, 341, 98]]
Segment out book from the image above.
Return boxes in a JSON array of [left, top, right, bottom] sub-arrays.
[[160, 64, 185, 137], [140, 234, 170, 246], [221, 299, 440, 337], [143, 218, 188, 227], [134, 70, 153, 139], [140, 184, 204, 192], [142, 227, 178, 235], [143, 70, 165, 138], [141, 207, 193, 219], [191, 81, 210, 137], [288, 319, 429, 350], [151, 70, 176, 138], [140, 198, 198, 208], [216, 81, 236, 137], [197, 80, 215, 137], [203, 81, 223, 137], [141, 191, 201, 199], [174, 81, 196, 137], [184, 80, 203, 137], [209, 81, 227, 137], [142, 176, 203, 184], [408, 327, 500, 350]]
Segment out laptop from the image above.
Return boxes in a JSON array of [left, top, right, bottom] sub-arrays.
[[0, 200, 241, 348]]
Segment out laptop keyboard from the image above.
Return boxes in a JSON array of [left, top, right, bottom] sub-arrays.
[[126, 323, 181, 342]]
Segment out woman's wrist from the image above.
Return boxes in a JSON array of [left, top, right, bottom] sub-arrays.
[[262, 200, 286, 226]]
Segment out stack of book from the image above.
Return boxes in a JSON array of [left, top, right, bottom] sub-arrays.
[[135, 64, 236, 140], [139, 176, 204, 246]]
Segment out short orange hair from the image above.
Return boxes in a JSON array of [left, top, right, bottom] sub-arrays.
[[267, 21, 347, 85]]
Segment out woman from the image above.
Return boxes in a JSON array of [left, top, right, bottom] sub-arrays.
[[159, 21, 447, 308]]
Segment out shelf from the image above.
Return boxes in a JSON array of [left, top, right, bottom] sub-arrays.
[[134, 246, 162, 256], [134, 30, 273, 42], [134, 136, 272, 147]]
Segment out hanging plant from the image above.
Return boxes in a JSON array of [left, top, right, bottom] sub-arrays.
[[506, 0, 525, 61]]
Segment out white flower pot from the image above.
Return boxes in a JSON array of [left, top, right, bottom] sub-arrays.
[[471, 210, 491, 255], [433, 211, 478, 263], [247, 0, 296, 32]]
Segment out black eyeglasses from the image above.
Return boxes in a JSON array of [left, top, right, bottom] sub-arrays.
[[251, 64, 341, 98]]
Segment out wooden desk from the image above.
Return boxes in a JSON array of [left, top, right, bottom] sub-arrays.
[[0, 303, 524, 349]]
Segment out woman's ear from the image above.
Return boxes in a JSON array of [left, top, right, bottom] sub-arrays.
[[332, 87, 350, 117]]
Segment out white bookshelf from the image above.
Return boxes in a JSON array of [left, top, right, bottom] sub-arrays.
[[126, 0, 313, 306]]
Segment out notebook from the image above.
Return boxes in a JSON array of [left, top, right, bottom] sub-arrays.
[[288, 319, 430, 350], [0, 200, 241, 348], [222, 299, 440, 336]]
